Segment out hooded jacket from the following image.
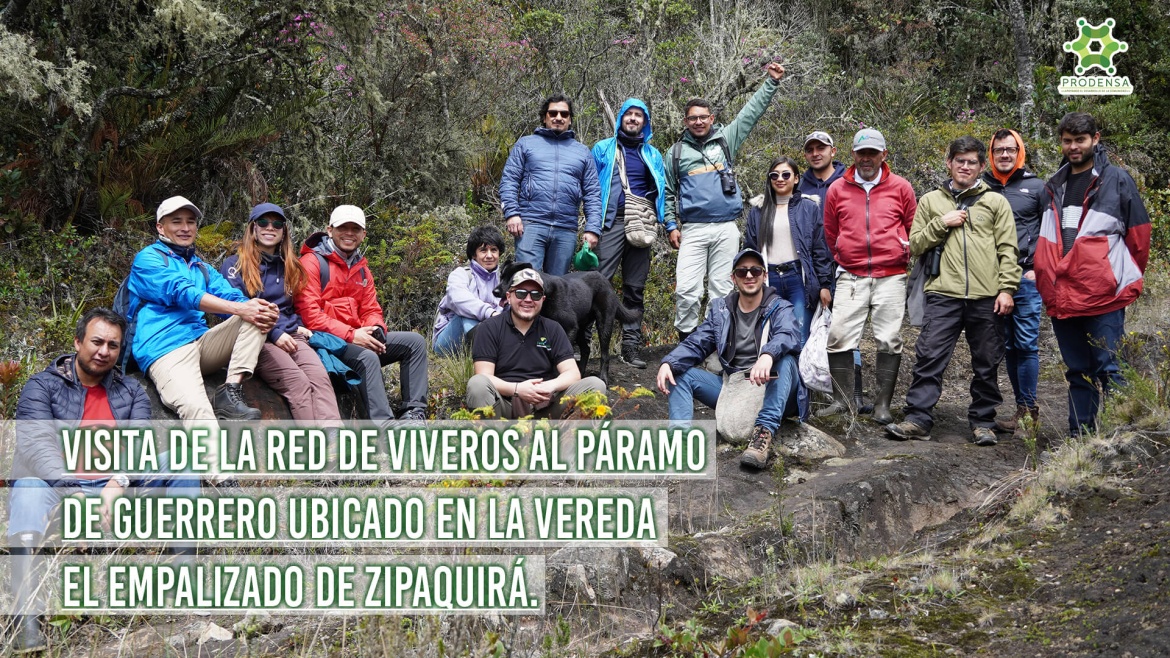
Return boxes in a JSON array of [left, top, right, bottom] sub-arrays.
[[664, 77, 780, 227], [982, 130, 1043, 270], [743, 193, 834, 305], [499, 127, 603, 234], [127, 240, 249, 373], [911, 178, 1021, 299], [823, 162, 918, 277], [799, 161, 846, 206], [220, 251, 303, 343], [1035, 144, 1151, 319], [591, 98, 670, 231], [432, 260, 502, 338], [13, 354, 152, 494], [294, 232, 384, 342], [661, 286, 808, 419]]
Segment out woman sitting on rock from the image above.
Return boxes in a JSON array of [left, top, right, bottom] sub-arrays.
[[432, 226, 507, 356], [221, 203, 342, 421]]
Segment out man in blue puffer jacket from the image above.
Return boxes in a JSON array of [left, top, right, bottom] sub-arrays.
[[656, 249, 805, 469], [591, 98, 669, 369], [500, 94, 602, 275]]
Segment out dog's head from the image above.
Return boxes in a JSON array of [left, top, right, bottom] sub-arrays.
[[492, 259, 532, 299]]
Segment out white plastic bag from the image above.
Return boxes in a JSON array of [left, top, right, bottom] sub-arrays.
[[799, 304, 832, 393]]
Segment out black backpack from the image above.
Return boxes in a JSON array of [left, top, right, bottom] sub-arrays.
[[113, 247, 210, 373]]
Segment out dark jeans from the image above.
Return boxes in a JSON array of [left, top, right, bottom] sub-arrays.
[[904, 294, 1004, 431], [1050, 309, 1126, 434], [596, 215, 649, 345], [341, 331, 428, 420], [767, 263, 813, 346], [1005, 276, 1042, 408]]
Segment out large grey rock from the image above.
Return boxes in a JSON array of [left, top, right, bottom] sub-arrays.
[[776, 423, 847, 461]]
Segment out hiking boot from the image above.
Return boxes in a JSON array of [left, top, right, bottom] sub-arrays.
[[870, 352, 901, 425], [885, 420, 930, 441], [740, 426, 773, 469], [400, 408, 428, 423], [971, 426, 998, 446], [620, 343, 647, 369], [995, 404, 1028, 432], [816, 352, 856, 417], [212, 383, 261, 420]]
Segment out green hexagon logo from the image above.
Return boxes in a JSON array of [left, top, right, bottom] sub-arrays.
[[1063, 17, 1128, 76]]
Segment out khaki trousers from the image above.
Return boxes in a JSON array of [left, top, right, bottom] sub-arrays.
[[826, 272, 907, 355]]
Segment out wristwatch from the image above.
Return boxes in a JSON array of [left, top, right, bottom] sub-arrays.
[[111, 474, 131, 488]]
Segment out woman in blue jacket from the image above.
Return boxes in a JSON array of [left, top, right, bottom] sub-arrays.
[[221, 203, 341, 421], [744, 157, 834, 345]]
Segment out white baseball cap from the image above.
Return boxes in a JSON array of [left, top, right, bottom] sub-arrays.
[[329, 205, 367, 229], [155, 196, 203, 222]]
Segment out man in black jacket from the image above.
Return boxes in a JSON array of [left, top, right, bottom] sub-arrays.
[[8, 308, 197, 652], [983, 129, 1044, 436]]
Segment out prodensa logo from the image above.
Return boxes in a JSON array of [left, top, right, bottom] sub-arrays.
[[1059, 18, 1133, 96]]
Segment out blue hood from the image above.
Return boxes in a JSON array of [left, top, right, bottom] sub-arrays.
[[614, 98, 653, 142]]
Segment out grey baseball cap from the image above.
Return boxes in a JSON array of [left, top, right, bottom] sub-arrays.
[[803, 131, 834, 148], [851, 128, 887, 152], [508, 268, 545, 290]]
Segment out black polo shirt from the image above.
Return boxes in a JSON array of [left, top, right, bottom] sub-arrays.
[[472, 312, 574, 383]]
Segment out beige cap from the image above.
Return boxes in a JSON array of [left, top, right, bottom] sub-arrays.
[[156, 196, 203, 222], [508, 268, 545, 290], [329, 205, 367, 229]]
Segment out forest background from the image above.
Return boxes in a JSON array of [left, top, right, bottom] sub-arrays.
[[1, 0, 1168, 407]]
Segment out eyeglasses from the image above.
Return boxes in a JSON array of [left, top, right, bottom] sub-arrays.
[[685, 114, 713, 124], [992, 147, 1019, 156], [733, 266, 765, 279], [510, 289, 545, 300], [952, 158, 981, 168], [546, 110, 570, 118], [255, 218, 285, 229], [768, 171, 794, 181]]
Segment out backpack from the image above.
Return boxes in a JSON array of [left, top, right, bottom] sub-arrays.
[[113, 248, 210, 373], [313, 251, 365, 292]]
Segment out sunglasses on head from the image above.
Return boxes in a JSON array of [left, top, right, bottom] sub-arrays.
[[733, 266, 765, 279], [546, 110, 570, 118], [768, 171, 794, 181], [255, 218, 285, 229], [510, 289, 545, 300]]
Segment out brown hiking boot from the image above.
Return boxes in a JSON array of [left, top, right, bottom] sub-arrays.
[[741, 426, 773, 469], [885, 420, 930, 441], [995, 404, 1028, 432]]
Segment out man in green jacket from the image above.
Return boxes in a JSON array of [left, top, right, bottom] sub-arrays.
[[665, 62, 785, 341], [887, 137, 1021, 445]]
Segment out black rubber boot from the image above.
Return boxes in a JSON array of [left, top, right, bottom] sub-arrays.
[[854, 362, 874, 414], [620, 343, 647, 369], [212, 382, 261, 420], [10, 531, 48, 654], [870, 352, 902, 425], [816, 352, 856, 417]]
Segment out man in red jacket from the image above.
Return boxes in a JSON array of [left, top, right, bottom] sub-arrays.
[[1035, 112, 1150, 435], [295, 205, 429, 422], [820, 129, 918, 423]]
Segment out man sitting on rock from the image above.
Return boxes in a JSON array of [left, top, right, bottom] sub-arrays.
[[656, 249, 802, 469], [466, 267, 607, 418]]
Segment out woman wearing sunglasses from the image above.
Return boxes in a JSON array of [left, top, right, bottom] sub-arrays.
[[220, 203, 342, 422], [744, 157, 834, 345]]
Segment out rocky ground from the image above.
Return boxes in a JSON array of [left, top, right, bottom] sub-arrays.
[[13, 321, 1169, 657]]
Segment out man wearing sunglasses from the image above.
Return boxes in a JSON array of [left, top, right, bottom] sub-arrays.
[[665, 62, 786, 343], [657, 249, 802, 469], [499, 94, 602, 276], [466, 268, 606, 418], [886, 137, 1020, 445], [126, 196, 279, 479]]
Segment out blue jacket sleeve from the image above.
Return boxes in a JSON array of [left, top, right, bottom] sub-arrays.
[[661, 312, 718, 373], [127, 378, 153, 421], [581, 144, 604, 235], [14, 376, 81, 492], [744, 206, 761, 251], [761, 300, 801, 361], [129, 248, 206, 311], [205, 264, 249, 305], [499, 140, 526, 219], [808, 204, 834, 289]]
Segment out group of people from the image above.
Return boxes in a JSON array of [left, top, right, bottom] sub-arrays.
[[5, 63, 1150, 651]]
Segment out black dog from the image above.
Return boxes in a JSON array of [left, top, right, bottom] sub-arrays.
[[493, 261, 641, 384]]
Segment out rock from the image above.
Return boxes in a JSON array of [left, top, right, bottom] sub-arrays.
[[197, 622, 234, 645], [688, 532, 754, 582], [639, 546, 678, 571], [132, 368, 363, 421], [776, 423, 846, 461], [233, 611, 281, 638], [765, 618, 798, 638]]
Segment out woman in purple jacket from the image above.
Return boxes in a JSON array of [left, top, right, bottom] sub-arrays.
[[221, 203, 341, 421], [432, 226, 507, 356]]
